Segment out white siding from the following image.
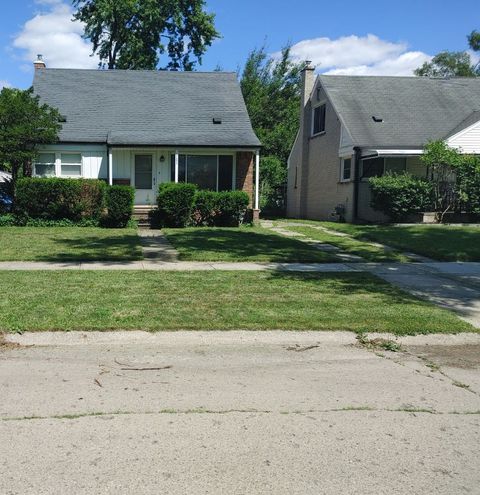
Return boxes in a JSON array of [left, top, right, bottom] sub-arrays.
[[38, 144, 107, 179], [112, 149, 131, 179], [447, 120, 480, 154]]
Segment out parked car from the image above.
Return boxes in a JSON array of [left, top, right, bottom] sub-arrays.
[[0, 173, 13, 212]]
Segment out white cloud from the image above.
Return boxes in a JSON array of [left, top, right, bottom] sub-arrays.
[[283, 34, 432, 76], [13, 1, 99, 70]]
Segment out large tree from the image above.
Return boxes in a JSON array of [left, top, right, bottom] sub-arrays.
[[415, 51, 478, 77], [240, 46, 304, 213], [72, 0, 219, 70], [415, 30, 480, 77], [0, 88, 61, 191]]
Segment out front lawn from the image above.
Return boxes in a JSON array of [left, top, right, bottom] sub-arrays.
[[163, 227, 336, 262], [0, 271, 472, 334], [318, 223, 480, 262], [279, 225, 411, 262], [0, 227, 143, 261]]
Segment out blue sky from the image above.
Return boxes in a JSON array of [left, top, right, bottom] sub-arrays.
[[1, 0, 478, 89]]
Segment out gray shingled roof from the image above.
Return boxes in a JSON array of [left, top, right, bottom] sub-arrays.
[[318, 75, 480, 148], [33, 69, 260, 148]]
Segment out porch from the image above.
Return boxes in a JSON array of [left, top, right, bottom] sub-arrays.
[[108, 148, 260, 210]]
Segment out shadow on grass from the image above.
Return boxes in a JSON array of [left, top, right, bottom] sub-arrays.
[[35, 234, 143, 262], [164, 228, 332, 262]]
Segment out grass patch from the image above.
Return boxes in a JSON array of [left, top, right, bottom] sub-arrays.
[[0, 227, 143, 261], [0, 271, 472, 334], [163, 227, 335, 262], [315, 222, 480, 262], [280, 225, 410, 262]]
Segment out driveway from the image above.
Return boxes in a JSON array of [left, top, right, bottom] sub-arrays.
[[1, 331, 480, 494]]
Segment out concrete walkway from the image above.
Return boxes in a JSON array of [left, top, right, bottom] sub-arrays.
[[1, 331, 479, 494], [138, 229, 179, 262]]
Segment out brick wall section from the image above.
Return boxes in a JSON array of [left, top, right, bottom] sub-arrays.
[[236, 151, 254, 207]]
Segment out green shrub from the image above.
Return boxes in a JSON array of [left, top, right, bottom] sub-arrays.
[[191, 190, 218, 226], [15, 177, 106, 221], [0, 214, 15, 226], [369, 173, 433, 221], [103, 185, 134, 228], [456, 155, 480, 214], [213, 191, 250, 226], [157, 183, 197, 227]]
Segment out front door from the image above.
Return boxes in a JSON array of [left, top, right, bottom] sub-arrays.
[[134, 154, 155, 205]]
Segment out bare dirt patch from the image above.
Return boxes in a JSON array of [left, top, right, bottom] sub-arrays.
[[406, 344, 480, 370]]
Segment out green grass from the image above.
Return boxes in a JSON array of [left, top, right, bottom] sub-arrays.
[[279, 225, 410, 262], [0, 271, 472, 334], [316, 222, 480, 262], [163, 227, 336, 262], [0, 227, 143, 261]]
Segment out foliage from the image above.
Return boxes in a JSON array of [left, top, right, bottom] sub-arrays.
[[369, 173, 433, 221], [455, 155, 480, 214], [191, 190, 217, 226], [421, 141, 463, 220], [0, 88, 61, 191], [469, 30, 480, 52], [241, 46, 304, 213], [259, 155, 287, 216], [72, 0, 219, 70], [415, 51, 478, 77], [211, 191, 250, 227], [157, 182, 197, 227], [0, 214, 15, 227], [103, 185, 135, 228], [15, 178, 107, 221]]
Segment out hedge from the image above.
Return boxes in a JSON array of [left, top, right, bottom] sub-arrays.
[[157, 184, 250, 228], [157, 183, 197, 227], [15, 177, 107, 221], [102, 185, 135, 228], [369, 173, 433, 221]]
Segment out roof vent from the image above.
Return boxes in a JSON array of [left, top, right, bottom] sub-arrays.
[[213, 117, 222, 125], [372, 116, 383, 123]]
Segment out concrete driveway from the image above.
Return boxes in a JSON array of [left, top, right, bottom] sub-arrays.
[[1, 331, 480, 494]]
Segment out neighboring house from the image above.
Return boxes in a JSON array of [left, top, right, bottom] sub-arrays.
[[32, 56, 261, 215], [287, 66, 480, 222]]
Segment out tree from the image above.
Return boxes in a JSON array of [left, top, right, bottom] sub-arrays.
[[0, 88, 61, 193], [240, 46, 304, 214], [468, 30, 480, 52], [72, 0, 219, 70], [415, 51, 478, 77]]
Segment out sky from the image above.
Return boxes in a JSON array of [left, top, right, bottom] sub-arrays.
[[0, 0, 478, 89]]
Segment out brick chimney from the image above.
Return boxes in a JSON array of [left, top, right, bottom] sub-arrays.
[[301, 61, 315, 111], [34, 54, 46, 70]]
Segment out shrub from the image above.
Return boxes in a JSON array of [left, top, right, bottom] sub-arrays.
[[369, 173, 433, 221], [0, 214, 15, 226], [455, 155, 480, 214], [191, 190, 218, 226], [157, 183, 197, 227], [15, 177, 106, 221], [102, 185, 134, 228], [213, 191, 250, 226]]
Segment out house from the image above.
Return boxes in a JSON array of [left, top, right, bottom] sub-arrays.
[[287, 66, 480, 222], [32, 56, 261, 217]]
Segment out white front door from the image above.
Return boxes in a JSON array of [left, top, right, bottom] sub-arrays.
[[134, 154, 156, 205]]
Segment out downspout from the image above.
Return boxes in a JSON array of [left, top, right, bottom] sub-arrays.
[[352, 146, 361, 223], [106, 143, 111, 185]]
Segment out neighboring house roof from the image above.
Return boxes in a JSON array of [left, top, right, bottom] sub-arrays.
[[0, 170, 11, 182], [33, 69, 261, 148], [318, 75, 480, 149]]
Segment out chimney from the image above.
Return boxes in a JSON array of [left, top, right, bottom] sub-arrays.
[[301, 61, 315, 110], [34, 54, 46, 70]]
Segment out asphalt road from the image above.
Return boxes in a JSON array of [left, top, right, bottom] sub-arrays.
[[1, 331, 480, 494]]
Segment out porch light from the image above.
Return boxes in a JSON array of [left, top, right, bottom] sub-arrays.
[[159, 155, 165, 162]]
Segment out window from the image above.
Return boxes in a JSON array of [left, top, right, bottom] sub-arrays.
[[340, 158, 352, 182], [135, 155, 153, 189], [312, 103, 326, 135], [170, 154, 234, 191], [384, 157, 406, 174], [361, 157, 384, 178], [34, 153, 56, 177], [61, 153, 82, 177]]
